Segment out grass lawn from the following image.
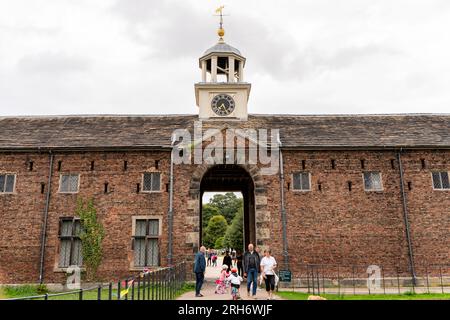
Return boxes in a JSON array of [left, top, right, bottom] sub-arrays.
[[1, 283, 195, 300], [277, 291, 450, 300]]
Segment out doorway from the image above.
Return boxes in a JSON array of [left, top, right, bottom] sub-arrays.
[[199, 165, 256, 253]]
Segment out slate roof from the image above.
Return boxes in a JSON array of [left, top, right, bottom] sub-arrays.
[[0, 114, 449, 151], [202, 41, 243, 58]]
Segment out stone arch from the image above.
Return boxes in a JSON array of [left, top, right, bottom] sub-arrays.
[[185, 164, 271, 251]]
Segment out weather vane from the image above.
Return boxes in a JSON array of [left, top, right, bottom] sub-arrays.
[[214, 5, 228, 42]]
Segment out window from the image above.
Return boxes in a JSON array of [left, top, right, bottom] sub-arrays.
[[59, 174, 80, 193], [132, 218, 160, 267], [292, 172, 311, 191], [432, 171, 450, 190], [363, 172, 383, 191], [58, 218, 82, 268], [142, 172, 161, 192], [0, 174, 16, 193]]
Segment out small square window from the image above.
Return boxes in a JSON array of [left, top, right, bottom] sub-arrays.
[[142, 173, 161, 192], [292, 172, 311, 191], [363, 172, 383, 191], [432, 171, 450, 190], [0, 174, 16, 193], [59, 174, 80, 193]]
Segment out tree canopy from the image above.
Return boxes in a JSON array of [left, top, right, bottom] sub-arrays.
[[223, 205, 244, 251], [202, 215, 228, 249], [208, 193, 243, 225]]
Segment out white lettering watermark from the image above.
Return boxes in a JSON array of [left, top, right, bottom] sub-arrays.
[[66, 265, 81, 290], [367, 265, 381, 291], [172, 121, 280, 175]]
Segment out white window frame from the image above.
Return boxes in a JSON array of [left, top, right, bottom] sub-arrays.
[[431, 171, 450, 191], [363, 171, 384, 192], [291, 172, 312, 192], [131, 216, 162, 270], [141, 172, 162, 193], [0, 173, 16, 194], [58, 174, 80, 194]]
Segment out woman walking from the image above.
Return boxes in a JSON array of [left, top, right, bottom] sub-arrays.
[[260, 249, 277, 300]]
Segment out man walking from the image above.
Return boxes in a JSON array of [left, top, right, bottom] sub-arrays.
[[243, 243, 261, 298], [194, 246, 206, 297]]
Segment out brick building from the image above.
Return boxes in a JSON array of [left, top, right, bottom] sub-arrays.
[[0, 32, 449, 285]]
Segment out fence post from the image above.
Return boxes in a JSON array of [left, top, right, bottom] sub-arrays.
[[316, 267, 320, 295], [440, 266, 444, 294], [306, 265, 310, 294], [337, 266, 340, 296], [45, 293, 48, 300], [109, 282, 112, 300], [352, 265, 356, 295], [131, 277, 135, 300], [117, 280, 121, 300], [147, 274, 151, 300], [322, 265, 325, 294], [137, 276, 141, 300], [425, 266, 430, 294], [97, 285, 102, 301], [142, 273, 146, 300], [79, 288, 83, 301], [152, 271, 155, 300]]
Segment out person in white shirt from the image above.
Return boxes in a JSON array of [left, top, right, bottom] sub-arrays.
[[260, 249, 277, 300], [227, 267, 243, 300]]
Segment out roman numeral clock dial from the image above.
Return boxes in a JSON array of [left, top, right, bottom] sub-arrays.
[[211, 94, 235, 116]]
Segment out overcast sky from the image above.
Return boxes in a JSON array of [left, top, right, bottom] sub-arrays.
[[1, 0, 449, 116]]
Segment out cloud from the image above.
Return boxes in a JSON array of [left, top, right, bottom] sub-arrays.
[[111, 0, 210, 59], [0, 0, 450, 115], [17, 52, 91, 75]]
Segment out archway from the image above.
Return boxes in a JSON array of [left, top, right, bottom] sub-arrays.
[[186, 163, 270, 254], [200, 165, 255, 252]]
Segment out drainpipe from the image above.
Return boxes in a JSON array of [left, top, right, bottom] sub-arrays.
[[167, 136, 175, 266], [277, 134, 289, 270], [39, 151, 54, 284], [397, 149, 417, 284]]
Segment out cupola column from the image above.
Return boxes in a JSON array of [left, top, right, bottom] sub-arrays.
[[238, 60, 244, 82], [201, 60, 207, 82], [228, 56, 235, 82], [211, 56, 218, 82]]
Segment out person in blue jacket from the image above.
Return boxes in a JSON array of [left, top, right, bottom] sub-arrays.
[[194, 246, 207, 297]]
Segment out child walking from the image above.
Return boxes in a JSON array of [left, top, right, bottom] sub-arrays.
[[215, 265, 229, 294], [227, 267, 243, 300]]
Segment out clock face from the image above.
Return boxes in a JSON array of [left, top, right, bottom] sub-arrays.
[[211, 94, 235, 116]]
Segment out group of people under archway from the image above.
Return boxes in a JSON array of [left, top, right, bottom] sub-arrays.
[[194, 243, 278, 300]]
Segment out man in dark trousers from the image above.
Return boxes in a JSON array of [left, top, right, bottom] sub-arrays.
[[222, 251, 232, 272], [194, 246, 206, 297], [243, 243, 261, 298]]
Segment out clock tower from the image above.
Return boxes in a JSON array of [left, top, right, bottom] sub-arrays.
[[195, 8, 251, 121]]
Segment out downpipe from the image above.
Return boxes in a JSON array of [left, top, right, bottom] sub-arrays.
[[397, 150, 417, 285], [278, 134, 289, 269], [39, 151, 54, 284]]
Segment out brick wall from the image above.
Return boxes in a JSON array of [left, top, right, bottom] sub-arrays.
[[0, 149, 448, 283]]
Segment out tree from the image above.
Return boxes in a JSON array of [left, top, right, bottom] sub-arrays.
[[214, 236, 224, 249], [223, 206, 244, 251], [203, 215, 228, 249], [76, 198, 105, 281], [201, 204, 221, 238], [209, 193, 243, 224]]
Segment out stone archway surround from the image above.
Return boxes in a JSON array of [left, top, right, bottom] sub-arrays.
[[185, 164, 271, 252]]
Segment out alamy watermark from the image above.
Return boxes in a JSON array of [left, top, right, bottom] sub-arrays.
[[171, 121, 280, 175]]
